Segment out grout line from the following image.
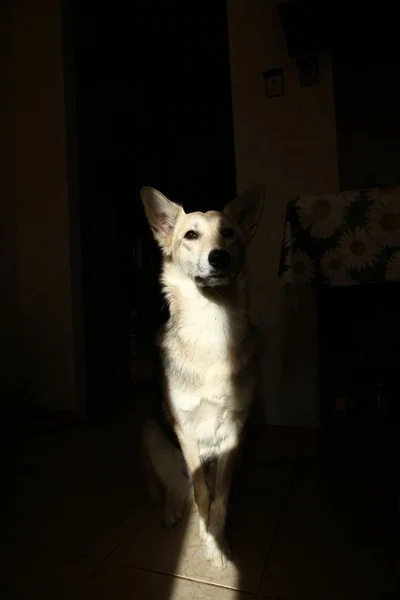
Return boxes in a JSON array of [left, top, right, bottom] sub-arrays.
[[66, 527, 144, 599], [68, 564, 100, 600], [49, 503, 157, 598], [102, 499, 158, 561], [256, 594, 288, 599], [114, 562, 256, 595]]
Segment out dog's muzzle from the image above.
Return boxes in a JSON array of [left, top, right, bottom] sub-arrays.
[[195, 249, 234, 287]]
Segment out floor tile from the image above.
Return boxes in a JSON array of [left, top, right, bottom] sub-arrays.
[[109, 485, 283, 594], [5, 420, 152, 559], [75, 563, 254, 599], [243, 425, 319, 467], [14, 495, 149, 560], [232, 462, 299, 506], [3, 543, 97, 600], [260, 469, 396, 599]]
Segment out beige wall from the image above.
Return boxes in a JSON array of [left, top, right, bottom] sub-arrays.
[[227, 0, 339, 425], [1, 0, 84, 413]]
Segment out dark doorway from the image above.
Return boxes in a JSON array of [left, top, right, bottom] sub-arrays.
[[65, 1, 237, 417]]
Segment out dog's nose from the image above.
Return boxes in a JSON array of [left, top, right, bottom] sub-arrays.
[[208, 249, 231, 270]]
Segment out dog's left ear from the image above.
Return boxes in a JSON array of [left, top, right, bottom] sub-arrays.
[[140, 186, 183, 255], [224, 184, 265, 242]]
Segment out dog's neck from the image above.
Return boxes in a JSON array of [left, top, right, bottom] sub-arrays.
[[160, 261, 257, 374]]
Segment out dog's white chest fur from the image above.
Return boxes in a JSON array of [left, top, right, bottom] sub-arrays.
[[161, 271, 255, 455], [174, 291, 231, 363]]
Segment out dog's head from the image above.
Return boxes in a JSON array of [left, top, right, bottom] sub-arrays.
[[140, 186, 264, 287]]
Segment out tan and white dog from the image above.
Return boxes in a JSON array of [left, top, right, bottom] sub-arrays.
[[140, 185, 264, 569]]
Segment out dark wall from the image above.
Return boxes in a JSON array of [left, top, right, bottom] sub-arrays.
[[69, 1, 236, 415], [332, 8, 400, 190], [0, 1, 22, 407]]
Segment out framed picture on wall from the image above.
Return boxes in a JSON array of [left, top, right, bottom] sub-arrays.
[[262, 67, 284, 98]]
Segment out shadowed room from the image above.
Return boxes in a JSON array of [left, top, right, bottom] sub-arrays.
[[2, 1, 400, 599]]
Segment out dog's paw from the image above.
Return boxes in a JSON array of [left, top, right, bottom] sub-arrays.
[[204, 534, 231, 570], [163, 498, 185, 528]]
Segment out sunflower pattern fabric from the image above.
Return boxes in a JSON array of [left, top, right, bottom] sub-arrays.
[[279, 187, 400, 286]]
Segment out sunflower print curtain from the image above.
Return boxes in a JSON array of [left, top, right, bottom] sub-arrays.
[[279, 187, 400, 286]]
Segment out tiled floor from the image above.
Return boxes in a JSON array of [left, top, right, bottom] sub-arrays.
[[3, 414, 398, 599]]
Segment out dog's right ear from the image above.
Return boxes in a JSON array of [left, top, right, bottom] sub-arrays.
[[140, 187, 183, 254], [224, 184, 265, 244]]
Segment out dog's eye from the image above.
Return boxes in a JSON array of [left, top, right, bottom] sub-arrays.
[[221, 228, 234, 238], [184, 230, 198, 240]]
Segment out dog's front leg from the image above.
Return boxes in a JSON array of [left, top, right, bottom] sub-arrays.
[[205, 437, 240, 569], [174, 426, 210, 542]]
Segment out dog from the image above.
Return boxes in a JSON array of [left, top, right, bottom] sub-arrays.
[[140, 185, 264, 569]]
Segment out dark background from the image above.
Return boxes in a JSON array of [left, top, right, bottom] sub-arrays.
[[68, 1, 400, 418], [70, 2, 237, 416]]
